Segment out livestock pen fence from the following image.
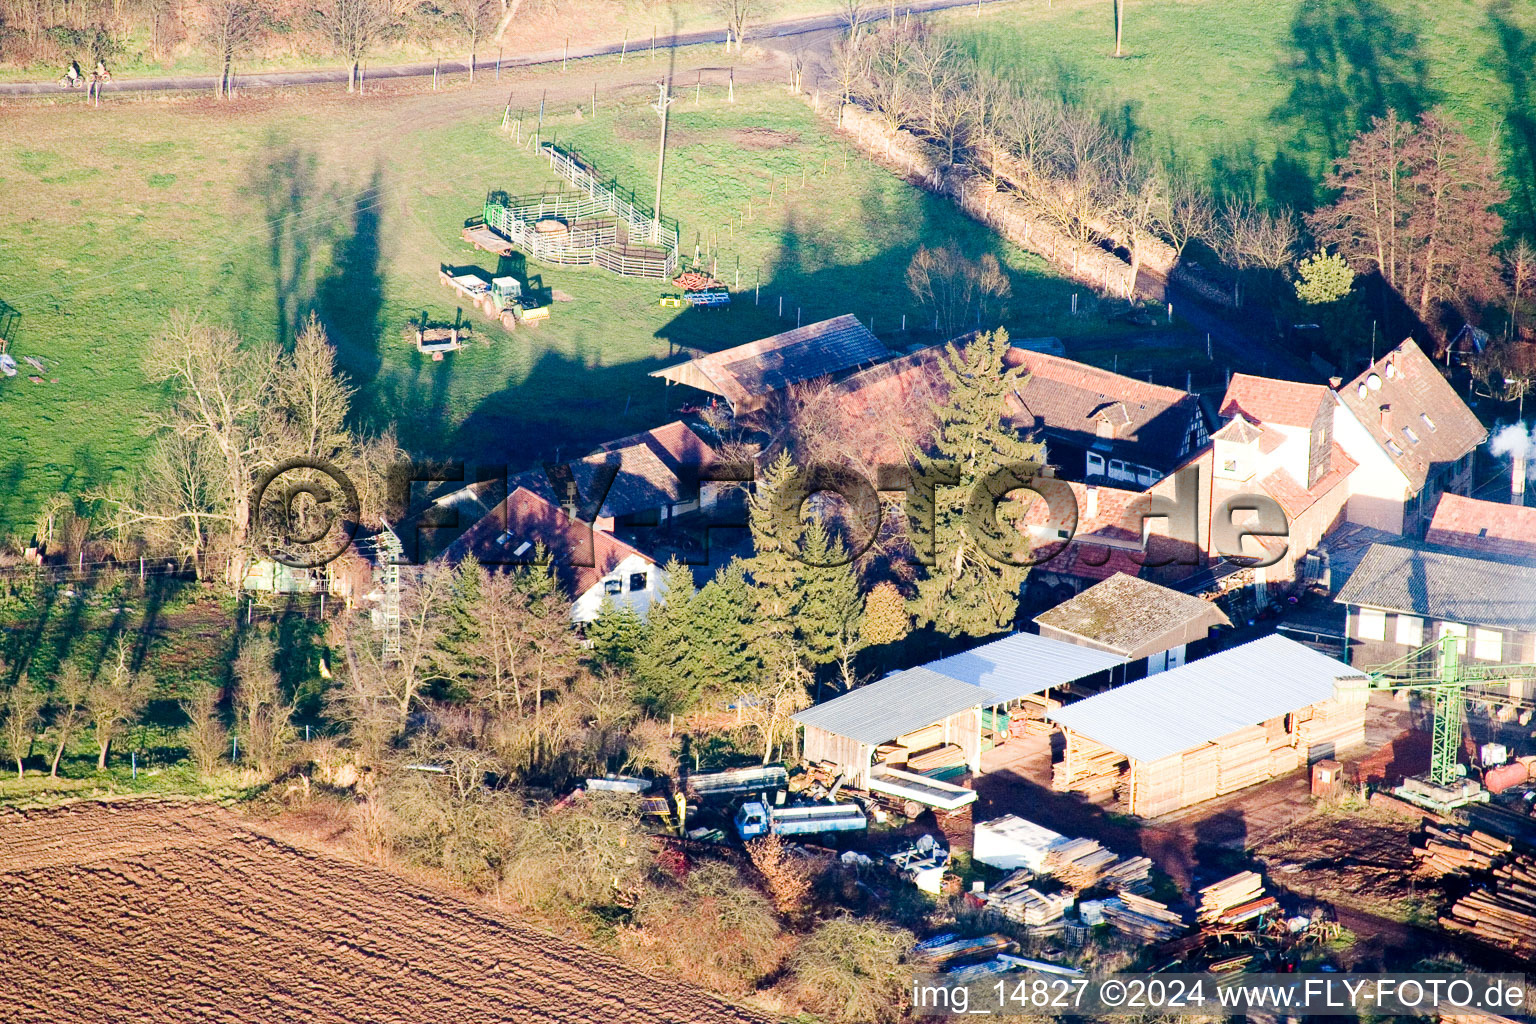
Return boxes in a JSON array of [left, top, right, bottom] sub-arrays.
[[481, 143, 680, 279]]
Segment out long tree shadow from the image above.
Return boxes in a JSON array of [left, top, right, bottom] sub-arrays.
[[243, 142, 342, 349], [1268, 0, 1439, 208], [1488, 0, 1536, 240], [317, 165, 388, 405]]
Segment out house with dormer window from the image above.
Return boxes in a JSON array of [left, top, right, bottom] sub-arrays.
[[1002, 349, 1210, 487]]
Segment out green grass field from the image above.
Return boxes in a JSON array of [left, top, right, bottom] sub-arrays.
[[940, 0, 1536, 213], [0, 57, 1172, 537]]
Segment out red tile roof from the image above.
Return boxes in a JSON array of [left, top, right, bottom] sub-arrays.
[[1220, 374, 1332, 429], [1256, 443, 1358, 520], [1020, 480, 1161, 583], [441, 486, 655, 596], [1426, 493, 1536, 562]]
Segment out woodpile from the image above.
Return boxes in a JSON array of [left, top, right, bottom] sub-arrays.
[[1043, 838, 1119, 887], [671, 271, 722, 292], [1128, 753, 1185, 818], [911, 933, 1016, 970], [1054, 732, 1127, 799], [1011, 692, 1059, 738], [1441, 865, 1536, 958], [1198, 871, 1266, 925], [1216, 725, 1271, 795], [1101, 892, 1186, 943], [1293, 699, 1367, 759], [1413, 824, 1512, 876], [984, 885, 1074, 927], [907, 744, 966, 773]]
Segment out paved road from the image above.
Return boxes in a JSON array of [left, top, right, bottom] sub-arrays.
[[0, 0, 1014, 96]]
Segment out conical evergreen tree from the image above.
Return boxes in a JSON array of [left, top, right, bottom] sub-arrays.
[[911, 328, 1044, 637]]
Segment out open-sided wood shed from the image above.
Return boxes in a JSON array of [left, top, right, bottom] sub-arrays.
[[793, 667, 999, 790]]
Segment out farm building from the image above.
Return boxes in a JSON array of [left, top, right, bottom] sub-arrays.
[[794, 631, 1126, 789], [1336, 542, 1536, 696], [1048, 634, 1368, 817], [1033, 573, 1231, 677], [439, 485, 665, 623], [519, 420, 723, 531], [650, 314, 888, 415], [1002, 347, 1210, 487], [1425, 493, 1536, 562]]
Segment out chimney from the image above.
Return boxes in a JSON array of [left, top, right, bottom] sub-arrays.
[[1514, 453, 1528, 505], [1084, 484, 1099, 519]]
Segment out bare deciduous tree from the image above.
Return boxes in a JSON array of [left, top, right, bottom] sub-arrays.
[[47, 662, 90, 778], [446, 0, 496, 83], [87, 640, 151, 771], [906, 241, 1011, 339], [713, 0, 768, 51], [318, 0, 391, 92], [1155, 174, 1217, 260], [200, 0, 262, 99], [232, 638, 294, 777], [1, 678, 46, 779], [181, 684, 228, 779]]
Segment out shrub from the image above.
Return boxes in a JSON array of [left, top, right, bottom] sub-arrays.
[[786, 916, 913, 1024]]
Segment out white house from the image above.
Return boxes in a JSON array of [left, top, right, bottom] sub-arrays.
[[439, 485, 665, 624]]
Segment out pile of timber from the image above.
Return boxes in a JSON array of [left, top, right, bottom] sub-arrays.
[[1038, 838, 1152, 892], [911, 933, 1016, 970], [1053, 734, 1127, 798], [1216, 725, 1271, 796], [985, 885, 1074, 927], [907, 744, 966, 773], [1101, 892, 1187, 943], [1466, 803, 1536, 850], [1013, 692, 1060, 737], [1130, 754, 1185, 818], [1441, 860, 1536, 957], [1293, 695, 1367, 757], [1413, 823, 1512, 876], [1198, 871, 1271, 926]]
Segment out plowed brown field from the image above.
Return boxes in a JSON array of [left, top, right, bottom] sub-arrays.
[[0, 801, 775, 1024]]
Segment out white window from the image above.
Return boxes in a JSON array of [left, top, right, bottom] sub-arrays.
[[1439, 621, 1468, 640], [1474, 628, 1503, 662], [1086, 452, 1105, 475], [603, 578, 623, 596], [1355, 608, 1386, 641], [1395, 614, 1423, 647]]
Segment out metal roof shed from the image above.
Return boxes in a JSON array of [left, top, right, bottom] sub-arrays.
[[922, 631, 1126, 701], [1047, 634, 1369, 816], [793, 667, 1000, 789], [1049, 634, 1365, 763]]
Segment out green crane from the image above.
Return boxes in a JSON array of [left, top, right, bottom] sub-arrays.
[[1366, 634, 1536, 788]]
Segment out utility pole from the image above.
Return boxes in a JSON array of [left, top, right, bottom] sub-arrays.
[[1113, 0, 1124, 56], [651, 79, 674, 244]]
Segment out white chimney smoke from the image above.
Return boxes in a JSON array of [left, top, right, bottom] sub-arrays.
[[1490, 422, 1536, 506]]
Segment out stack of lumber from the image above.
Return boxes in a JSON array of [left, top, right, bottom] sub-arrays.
[[1099, 856, 1154, 892], [984, 885, 1074, 927], [908, 744, 966, 773], [1413, 824, 1511, 876], [1129, 754, 1185, 818], [1100, 893, 1186, 942], [1180, 744, 1221, 807], [1216, 725, 1272, 795], [1043, 838, 1120, 889], [1054, 734, 1127, 797], [1293, 699, 1367, 759], [1198, 871, 1266, 925], [672, 271, 722, 292], [911, 933, 1016, 970], [1012, 692, 1060, 737]]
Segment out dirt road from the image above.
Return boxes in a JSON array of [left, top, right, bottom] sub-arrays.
[[0, 0, 1016, 97], [0, 800, 772, 1024]]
